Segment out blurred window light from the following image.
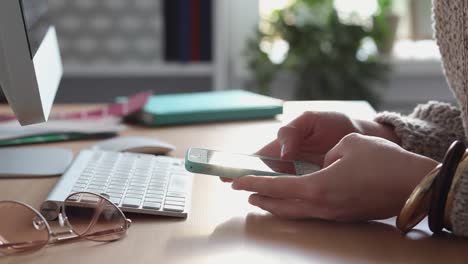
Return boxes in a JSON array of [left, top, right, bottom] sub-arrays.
[[259, 0, 378, 18], [259, 0, 293, 18], [357, 37, 378, 62], [269, 39, 290, 64], [260, 38, 290, 65], [393, 40, 441, 60], [334, 0, 378, 19]]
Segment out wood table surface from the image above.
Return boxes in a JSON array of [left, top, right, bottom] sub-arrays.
[[0, 102, 467, 264]]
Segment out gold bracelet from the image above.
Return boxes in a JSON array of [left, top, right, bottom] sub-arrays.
[[444, 151, 468, 230], [396, 164, 442, 233]]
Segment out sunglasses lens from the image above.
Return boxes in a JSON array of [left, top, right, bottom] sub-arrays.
[[0, 202, 49, 254], [63, 193, 127, 242]]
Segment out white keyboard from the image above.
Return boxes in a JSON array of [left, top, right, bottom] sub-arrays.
[[40, 149, 193, 220]]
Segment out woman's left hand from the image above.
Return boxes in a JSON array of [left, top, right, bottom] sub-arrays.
[[231, 133, 439, 221]]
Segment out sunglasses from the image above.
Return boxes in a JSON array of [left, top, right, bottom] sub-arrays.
[[0, 192, 131, 255]]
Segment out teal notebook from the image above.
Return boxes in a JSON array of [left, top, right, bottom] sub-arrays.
[[138, 90, 283, 126]]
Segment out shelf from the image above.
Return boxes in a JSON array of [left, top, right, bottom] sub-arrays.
[[64, 63, 214, 77]]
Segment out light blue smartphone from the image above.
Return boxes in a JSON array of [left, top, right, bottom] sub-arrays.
[[185, 148, 321, 178]]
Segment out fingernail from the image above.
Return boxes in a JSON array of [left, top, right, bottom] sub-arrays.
[[281, 144, 289, 158], [232, 181, 241, 190], [249, 196, 258, 205]]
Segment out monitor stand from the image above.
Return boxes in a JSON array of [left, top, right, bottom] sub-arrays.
[[0, 147, 73, 177]]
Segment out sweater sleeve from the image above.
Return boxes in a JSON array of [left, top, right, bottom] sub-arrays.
[[374, 101, 466, 162], [376, 101, 468, 237]]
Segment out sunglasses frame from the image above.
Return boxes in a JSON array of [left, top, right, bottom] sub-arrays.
[[0, 192, 131, 254]]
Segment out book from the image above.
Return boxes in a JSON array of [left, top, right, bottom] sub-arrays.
[[200, 0, 212, 61], [0, 90, 151, 122], [135, 90, 283, 126], [164, 0, 178, 61], [190, 0, 201, 61], [178, 0, 191, 62], [0, 118, 125, 146]]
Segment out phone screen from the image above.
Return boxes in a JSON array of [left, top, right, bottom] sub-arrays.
[[207, 151, 299, 175]]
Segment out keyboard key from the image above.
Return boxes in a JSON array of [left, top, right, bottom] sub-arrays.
[[129, 183, 146, 188], [164, 200, 185, 207], [128, 183, 146, 190], [163, 204, 184, 212], [146, 190, 164, 196], [149, 181, 166, 186], [148, 188, 165, 193], [126, 189, 144, 195], [166, 192, 185, 198], [143, 202, 161, 210], [107, 186, 126, 191], [165, 197, 185, 203], [145, 195, 164, 201], [125, 193, 144, 199], [144, 197, 163, 203], [122, 198, 142, 208]]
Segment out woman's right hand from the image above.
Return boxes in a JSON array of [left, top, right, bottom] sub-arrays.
[[221, 111, 400, 182], [261, 111, 400, 164]]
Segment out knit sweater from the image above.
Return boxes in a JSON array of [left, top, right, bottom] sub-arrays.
[[375, 0, 468, 236]]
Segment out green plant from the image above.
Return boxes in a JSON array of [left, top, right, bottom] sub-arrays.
[[372, 0, 398, 54], [245, 0, 389, 106], [377, 0, 393, 13]]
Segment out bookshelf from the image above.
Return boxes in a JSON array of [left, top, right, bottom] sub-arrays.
[[64, 63, 214, 77], [51, 0, 246, 91]]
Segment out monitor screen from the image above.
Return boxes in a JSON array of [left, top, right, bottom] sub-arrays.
[[19, 0, 51, 58]]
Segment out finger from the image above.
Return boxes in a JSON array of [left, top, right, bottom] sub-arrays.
[[322, 133, 360, 167], [248, 169, 348, 220], [278, 112, 323, 160], [248, 194, 312, 219], [219, 177, 233, 183], [232, 175, 307, 199], [284, 111, 318, 133]]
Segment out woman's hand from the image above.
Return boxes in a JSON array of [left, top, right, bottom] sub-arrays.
[[277, 111, 401, 163], [221, 111, 399, 182], [230, 134, 438, 222]]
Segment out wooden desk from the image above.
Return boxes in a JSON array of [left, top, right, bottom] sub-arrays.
[[1, 102, 468, 264]]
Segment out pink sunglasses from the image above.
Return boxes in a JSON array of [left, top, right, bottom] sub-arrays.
[[0, 192, 131, 255]]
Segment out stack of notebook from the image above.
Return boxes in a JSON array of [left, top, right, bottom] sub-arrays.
[[132, 90, 283, 126]]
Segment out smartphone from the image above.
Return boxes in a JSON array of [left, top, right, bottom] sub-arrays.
[[185, 148, 321, 178]]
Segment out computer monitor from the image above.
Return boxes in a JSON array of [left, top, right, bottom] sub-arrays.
[[0, 0, 62, 126]]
